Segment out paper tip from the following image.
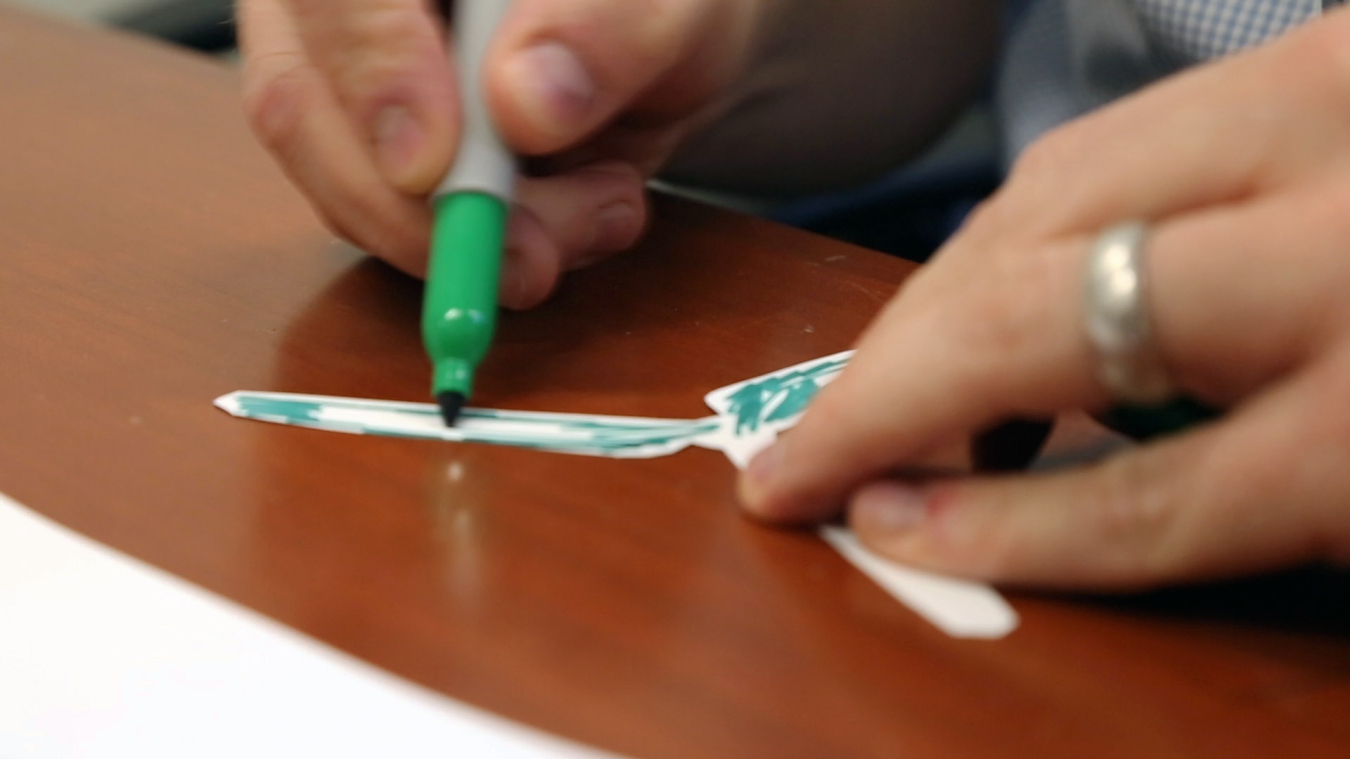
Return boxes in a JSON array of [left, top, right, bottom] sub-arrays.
[[819, 526, 1019, 640], [213, 392, 241, 416]]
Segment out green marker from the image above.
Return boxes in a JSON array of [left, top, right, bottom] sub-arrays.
[[424, 0, 516, 426]]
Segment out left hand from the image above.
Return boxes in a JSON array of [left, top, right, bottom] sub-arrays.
[[737, 10, 1350, 590]]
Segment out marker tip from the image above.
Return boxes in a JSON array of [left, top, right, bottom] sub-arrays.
[[438, 392, 466, 427]]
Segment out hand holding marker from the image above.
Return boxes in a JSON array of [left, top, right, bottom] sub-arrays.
[[423, 0, 516, 426]]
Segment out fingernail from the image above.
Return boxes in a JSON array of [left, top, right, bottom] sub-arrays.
[[505, 42, 596, 132], [590, 202, 638, 253], [737, 442, 784, 512], [853, 483, 929, 536], [374, 105, 427, 187]]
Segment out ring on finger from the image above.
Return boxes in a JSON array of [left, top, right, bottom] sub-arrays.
[[1084, 221, 1177, 405]]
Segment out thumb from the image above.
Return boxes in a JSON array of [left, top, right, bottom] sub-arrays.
[[487, 0, 754, 155]]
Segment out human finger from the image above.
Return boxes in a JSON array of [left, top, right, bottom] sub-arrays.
[[240, 0, 432, 275], [499, 161, 648, 308], [847, 349, 1350, 589], [740, 176, 1350, 523], [986, 13, 1350, 242], [279, 0, 458, 193], [516, 161, 647, 270], [487, 0, 757, 154], [498, 207, 559, 310]]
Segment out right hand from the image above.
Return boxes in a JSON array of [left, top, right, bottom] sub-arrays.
[[238, 0, 768, 308]]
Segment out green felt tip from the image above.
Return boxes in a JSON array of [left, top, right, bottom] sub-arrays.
[[422, 192, 508, 400]]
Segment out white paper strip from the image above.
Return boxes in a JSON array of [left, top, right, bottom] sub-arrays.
[[717, 401, 1020, 642], [0, 493, 621, 759], [214, 391, 724, 460], [820, 527, 1019, 640]]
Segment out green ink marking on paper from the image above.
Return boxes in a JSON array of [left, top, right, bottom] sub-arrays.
[[724, 360, 841, 435], [764, 378, 820, 423], [725, 383, 769, 435], [216, 350, 853, 462], [236, 396, 327, 424], [215, 391, 725, 458]]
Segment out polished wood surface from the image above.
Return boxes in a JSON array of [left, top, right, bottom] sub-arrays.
[[2, 6, 1348, 757]]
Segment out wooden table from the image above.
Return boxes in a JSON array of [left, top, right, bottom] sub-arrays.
[[2, 5, 1348, 757]]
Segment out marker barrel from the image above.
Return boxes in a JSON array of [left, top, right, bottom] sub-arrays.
[[423, 192, 508, 398]]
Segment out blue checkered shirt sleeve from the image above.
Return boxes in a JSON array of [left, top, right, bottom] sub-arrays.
[[998, 0, 1338, 161], [1138, 0, 1324, 63]]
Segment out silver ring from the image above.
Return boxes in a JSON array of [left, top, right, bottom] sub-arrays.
[[1084, 222, 1176, 404]]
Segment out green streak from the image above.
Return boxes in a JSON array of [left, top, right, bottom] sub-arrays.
[[724, 357, 846, 434], [237, 396, 326, 424], [229, 393, 721, 455]]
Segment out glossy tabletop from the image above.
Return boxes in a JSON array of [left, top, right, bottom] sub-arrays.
[[1, 6, 1348, 757]]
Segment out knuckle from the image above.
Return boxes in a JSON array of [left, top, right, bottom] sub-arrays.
[[947, 245, 1059, 370], [350, 3, 428, 44], [1091, 454, 1181, 584], [242, 52, 314, 155], [1009, 125, 1077, 185], [340, 5, 429, 59], [960, 195, 1007, 237], [939, 485, 1025, 577], [322, 6, 437, 103]]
